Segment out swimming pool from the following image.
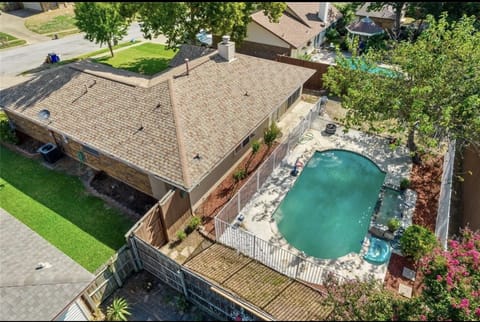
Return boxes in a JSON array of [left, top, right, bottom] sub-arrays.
[[273, 150, 386, 259]]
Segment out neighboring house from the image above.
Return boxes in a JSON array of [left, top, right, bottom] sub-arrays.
[[355, 2, 405, 31], [0, 209, 93, 321], [238, 2, 342, 60], [0, 37, 315, 243], [21, 2, 61, 12]]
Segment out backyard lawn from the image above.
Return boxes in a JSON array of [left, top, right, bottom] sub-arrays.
[[0, 146, 133, 273], [95, 43, 178, 75]]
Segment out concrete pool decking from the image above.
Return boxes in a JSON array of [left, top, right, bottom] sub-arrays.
[[219, 103, 416, 284]]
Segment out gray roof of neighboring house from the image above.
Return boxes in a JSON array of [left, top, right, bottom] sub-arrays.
[[251, 2, 342, 49], [347, 16, 385, 36], [0, 208, 93, 321], [168, 44, 215, 68], [0, 48, 315, 191], [355, 2, 396, 20]]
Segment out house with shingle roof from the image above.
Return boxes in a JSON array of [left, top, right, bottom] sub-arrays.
[[355, 2, 406, 31], [0, 37, 315, 243], [237, 2, 342, 60], [0, 209, 93, 321]]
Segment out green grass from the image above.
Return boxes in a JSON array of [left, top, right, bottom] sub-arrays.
[[0, 32, 27, 50], [95, 43, 177, 75], [0, 146, 134, 272], [25, 14, 77, 35]]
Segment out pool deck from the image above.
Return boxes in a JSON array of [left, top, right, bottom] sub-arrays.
[[227, 102, 416, 283]]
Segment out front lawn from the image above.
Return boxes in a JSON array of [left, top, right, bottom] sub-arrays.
[[95, 43, 177, 75], [24, 6, 78, 36], [0, 32, 27, 50], [0, 146, 133, 272]]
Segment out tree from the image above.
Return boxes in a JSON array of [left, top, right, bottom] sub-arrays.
[[323, 14, 480, 163], [74, 2, 131, 57], [133, 2, 286, 49]]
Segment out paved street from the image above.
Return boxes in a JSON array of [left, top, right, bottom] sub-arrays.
[[0, 10, 169, 89]]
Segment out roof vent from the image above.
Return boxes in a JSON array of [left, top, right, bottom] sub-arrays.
[[38, 109, 50, 120], [35, 262, 52, 270], [222, 35, 230, 44]]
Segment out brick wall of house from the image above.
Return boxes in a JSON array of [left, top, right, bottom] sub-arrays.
[[6, 111, 154, 197]]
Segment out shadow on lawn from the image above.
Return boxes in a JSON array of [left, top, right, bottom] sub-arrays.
[[0, 145, 133, 252]]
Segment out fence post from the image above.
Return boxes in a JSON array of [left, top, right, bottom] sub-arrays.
[[273, 152, 276, 170], [127, 235, 143, 270], [237, 193, 241, 213], [109, 260, 123, 288], [178, 269, 189, 299], [253, 235, 256, 259], [126, 247, 139, 273], [256, 170, 260, 190]]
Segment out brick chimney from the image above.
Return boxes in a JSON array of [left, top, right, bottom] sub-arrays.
[[318, 2, 330, 23], [217, 35, 235, 62]]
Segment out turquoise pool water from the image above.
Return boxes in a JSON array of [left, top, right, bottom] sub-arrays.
[[341, 57, 397, 77], [273, 150, 386, 259]]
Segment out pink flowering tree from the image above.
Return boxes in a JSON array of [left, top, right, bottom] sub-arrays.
[[416, 227, 480, 320]]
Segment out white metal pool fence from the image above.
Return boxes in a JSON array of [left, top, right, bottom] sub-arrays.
[[214, 99, 350, 285]]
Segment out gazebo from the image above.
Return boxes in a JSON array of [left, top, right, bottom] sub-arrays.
[[346, 16, 385, 53]]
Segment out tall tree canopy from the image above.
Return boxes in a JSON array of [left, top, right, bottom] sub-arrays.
[[323, 14, 480, 162], [129, 2, 286, 49], [74, 2, 130, 57]]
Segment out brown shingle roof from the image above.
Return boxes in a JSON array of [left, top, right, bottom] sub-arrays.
[[347, 16, 385, 36], [184, 243, 333, 321], [0, 48, 315, 191], [168, 44, 215, 68], [251, 2, 342, 49], [355, 2, 396, 20]]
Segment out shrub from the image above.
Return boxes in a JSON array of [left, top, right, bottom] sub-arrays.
[[176, 230, 186, 241], [264, 121, 281, 148], [415, 227, 480, 321], [387, 218, 401, 232], [187, 215, 201, 232], [106, 297, 131, 321], [325, 27, 340, 42], [400, 224, 438, 261], [232, 168, 246, 183], [400, 178, 411, 190], [0, 112, 18, 144]]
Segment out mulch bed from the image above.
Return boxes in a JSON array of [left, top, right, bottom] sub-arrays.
[[194, 142, 279, 237], [90, 171, 157, 215], [383, 155, 443, 296]]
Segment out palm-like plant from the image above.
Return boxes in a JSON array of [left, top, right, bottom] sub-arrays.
[[106, 297, 131, 321]]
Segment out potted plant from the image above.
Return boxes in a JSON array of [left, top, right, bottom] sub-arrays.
[[400, 178, 410, 191], [387, 217, 401, 232]]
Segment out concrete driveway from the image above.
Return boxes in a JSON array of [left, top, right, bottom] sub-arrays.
[[0, 9, 51, 44]]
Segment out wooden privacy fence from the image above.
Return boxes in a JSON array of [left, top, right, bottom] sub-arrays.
[[61, 245, 138, 319], [276, 55, 331, 91], [128, 235, 263, 321]]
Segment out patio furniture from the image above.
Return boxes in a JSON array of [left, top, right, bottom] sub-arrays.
[[325, 123, 337, 135]]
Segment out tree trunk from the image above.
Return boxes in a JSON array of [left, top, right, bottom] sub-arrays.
[[393, 2, 405, 41], [108, 40, 114, 57], [407, 128, 422, 164]]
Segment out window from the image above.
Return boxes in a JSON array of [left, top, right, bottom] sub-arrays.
[[82, 144, 100, 157], [242, 136, 250, 147], [234, 144, 242, 155], [287, 87, 301, 109]]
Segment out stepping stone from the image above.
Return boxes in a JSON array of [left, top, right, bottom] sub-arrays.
[[398, 283, 413, 298], [402, 267, 416, 281]]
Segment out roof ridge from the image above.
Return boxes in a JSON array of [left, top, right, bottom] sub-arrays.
[[168, 78, 191, 188], [286, 3, 314, 28]]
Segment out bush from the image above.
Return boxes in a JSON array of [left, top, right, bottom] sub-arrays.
[[0, 112, 18, 144], [400, 178, 411, 190], [387, 218, 402, 232], [264, 121, 281, 148], [176, 230, 186, 241], [187, 215, 201, 232], [325, 27, 340, 42], [400, 224, 438, 261], [106, 297, 131, 321], [232, 168, 246, 183]]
